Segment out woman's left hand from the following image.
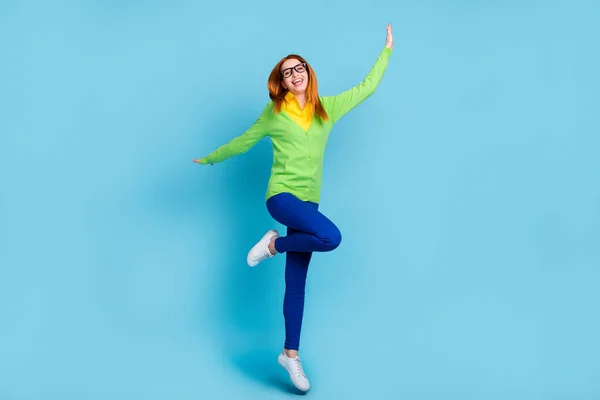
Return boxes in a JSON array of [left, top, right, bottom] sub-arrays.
[[385, 23, 394, 50], [192, 158, 213, 165]]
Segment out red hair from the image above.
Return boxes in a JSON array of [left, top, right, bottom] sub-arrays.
[[267, 54, 329, 122]]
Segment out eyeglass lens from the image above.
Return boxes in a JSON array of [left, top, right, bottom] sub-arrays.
[[282, 63, 306, 78]]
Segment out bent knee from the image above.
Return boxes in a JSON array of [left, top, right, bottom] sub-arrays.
[[322, 227, 342, 251]]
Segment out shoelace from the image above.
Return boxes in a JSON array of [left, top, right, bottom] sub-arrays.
[[254, 245, 273, 262], [256, 254, 269, 262], [294, 358, 306, 378]]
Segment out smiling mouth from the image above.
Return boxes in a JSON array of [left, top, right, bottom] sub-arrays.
[[292, 78, 303, 87]]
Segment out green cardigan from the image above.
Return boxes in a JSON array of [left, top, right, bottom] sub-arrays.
[[198, 46, 392, 203]]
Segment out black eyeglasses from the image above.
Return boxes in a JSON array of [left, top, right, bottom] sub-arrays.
[[280, 63, 307, 79]]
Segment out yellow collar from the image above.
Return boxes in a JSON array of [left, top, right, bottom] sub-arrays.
[[282, 92, 313, 131]]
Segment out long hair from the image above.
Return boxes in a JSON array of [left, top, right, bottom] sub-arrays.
[[267, 54, 329, 122]]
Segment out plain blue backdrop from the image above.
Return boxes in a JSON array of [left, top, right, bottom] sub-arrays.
[[1, 0, 599, 399]]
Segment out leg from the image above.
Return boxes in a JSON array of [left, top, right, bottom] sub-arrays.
[[278, 227, 312, 392], [266, 193, 342, 253], [283, 226, 312, 352], [248, 193, 342, 266]]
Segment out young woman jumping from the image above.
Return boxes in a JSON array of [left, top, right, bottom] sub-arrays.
[[194, 24, 394, 392]]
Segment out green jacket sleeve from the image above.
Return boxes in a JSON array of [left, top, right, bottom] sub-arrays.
[[197, 102, 272, 164], [326, 47, 392, 123]]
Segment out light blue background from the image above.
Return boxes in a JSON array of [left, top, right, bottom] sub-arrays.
[[1, 0, 599, 399]]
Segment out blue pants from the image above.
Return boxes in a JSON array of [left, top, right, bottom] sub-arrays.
[[266, 192, 342, 351]]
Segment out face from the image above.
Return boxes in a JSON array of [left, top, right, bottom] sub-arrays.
[[280, 58, 309, 95]]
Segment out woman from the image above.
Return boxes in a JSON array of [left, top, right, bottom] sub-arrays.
[[194, 24, 393, 392]]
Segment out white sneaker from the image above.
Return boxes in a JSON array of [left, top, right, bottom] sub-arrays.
[[278, 351, 310, 392], [246, 229, 279, 267]]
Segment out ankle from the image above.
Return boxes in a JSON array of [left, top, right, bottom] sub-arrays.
[[284, 348, 298, 358], [268, 238, 277, 255]]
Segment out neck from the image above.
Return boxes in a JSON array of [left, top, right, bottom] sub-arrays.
[[293, 92, 307, 109]]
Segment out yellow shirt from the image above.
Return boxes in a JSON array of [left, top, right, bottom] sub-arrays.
[[282, 91, 313, 131]]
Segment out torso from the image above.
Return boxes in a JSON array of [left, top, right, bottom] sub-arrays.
[[265, 98, 333, 203]]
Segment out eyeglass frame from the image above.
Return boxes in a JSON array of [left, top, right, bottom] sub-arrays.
[[280, 62, 307, 79]]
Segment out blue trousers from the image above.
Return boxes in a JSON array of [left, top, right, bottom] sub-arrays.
[[266, 192, 342, 351]]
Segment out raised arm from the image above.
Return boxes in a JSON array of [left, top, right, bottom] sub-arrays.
[[193, 102, 273, 165], [326, 24, 394, 124]]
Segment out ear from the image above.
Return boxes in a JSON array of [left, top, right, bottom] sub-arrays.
[[280, 79, 287, 89]]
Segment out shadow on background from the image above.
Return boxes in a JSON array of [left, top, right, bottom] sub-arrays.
[[212, 151, 300, 394], [151, 104, 300, 394]]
